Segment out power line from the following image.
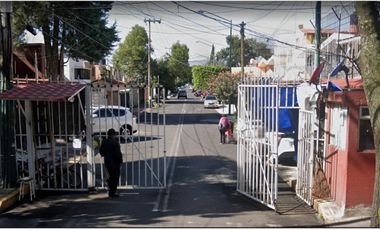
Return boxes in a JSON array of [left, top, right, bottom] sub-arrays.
[[153, 2, 227, 36], [54, 15, 111, 50], [190, 1, 316, 11], [175, 1, 353, 61]]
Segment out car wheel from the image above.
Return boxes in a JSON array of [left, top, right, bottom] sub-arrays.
[[120, 125, 132, 137]]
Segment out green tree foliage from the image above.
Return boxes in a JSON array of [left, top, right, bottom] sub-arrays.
[[13, 1, 118, 80], [191, 65, 228, 91], [216, 35, 272, 67], [152, 58, 175, 91], [357, 2, 380, 227], [168, 41, 191, 86], [112, 25, 148, 84]]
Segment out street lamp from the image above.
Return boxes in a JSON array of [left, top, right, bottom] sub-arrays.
[[198, 10, 232, 70]]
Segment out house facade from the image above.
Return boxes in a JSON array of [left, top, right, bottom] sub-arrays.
[[323, 79, 375, 209]]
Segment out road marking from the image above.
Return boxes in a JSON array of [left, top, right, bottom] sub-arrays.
[[153, 103, 185, 212]]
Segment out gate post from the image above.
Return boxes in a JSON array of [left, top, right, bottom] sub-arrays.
[[24, 101, 35, 181], [85, 85, 94, 188]]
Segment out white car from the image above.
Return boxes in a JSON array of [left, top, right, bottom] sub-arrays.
[[204, 95, 219, 108], [92, 106, 137, 136]]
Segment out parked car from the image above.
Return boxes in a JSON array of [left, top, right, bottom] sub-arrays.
[[92, 106, 137, 136], [204, 95, 219, 108], [177, 90, 187, 99], [194, 90, 202, 97]]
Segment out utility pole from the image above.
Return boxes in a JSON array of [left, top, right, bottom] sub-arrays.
[[229, 20, 232, 70], [240, 21, 246, 78], [144, 18, 161, 107], [314, 1, 321, 83]]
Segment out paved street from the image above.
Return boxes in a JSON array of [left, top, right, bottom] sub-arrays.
[[0, 91, 322, 227]]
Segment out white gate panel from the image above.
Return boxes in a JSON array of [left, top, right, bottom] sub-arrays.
[[296, 109, 316, 205], [237, 84, 279, 210], [90, 84, 166, 189], [14, 87, 88, 191], [237, 75, 300, 210]]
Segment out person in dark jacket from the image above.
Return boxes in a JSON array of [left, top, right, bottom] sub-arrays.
[[99, 128, 122, 197]]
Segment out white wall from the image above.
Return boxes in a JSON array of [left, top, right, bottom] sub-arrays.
[[273, 29, 312, 81], [63, 57, 91, 83]]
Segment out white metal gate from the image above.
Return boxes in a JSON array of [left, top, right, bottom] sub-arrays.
[[237, 77, 298, 210], [88, 82, 166, 190], [296, 109, 316, 205], [10, 82, 166, 192]]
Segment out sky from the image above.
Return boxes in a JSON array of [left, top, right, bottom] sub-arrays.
[[23, 1, 355, 65], [107, 1, 352, 65]]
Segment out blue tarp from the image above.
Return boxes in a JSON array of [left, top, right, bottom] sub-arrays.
[[251, 86, 298, 133]]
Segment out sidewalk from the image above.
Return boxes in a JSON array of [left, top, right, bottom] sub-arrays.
[[215, 104, 236, 115]]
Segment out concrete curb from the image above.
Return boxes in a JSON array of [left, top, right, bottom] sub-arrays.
[[322, 216, 371, 226]]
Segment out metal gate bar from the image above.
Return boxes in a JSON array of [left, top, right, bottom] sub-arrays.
[[237, 75, 300, 210], [237, 83, 279, 210], [91, 84, 166, 190], [297, 109, 315, 205]]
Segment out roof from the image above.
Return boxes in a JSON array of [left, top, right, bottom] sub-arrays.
[[0, 83, 86, 101]]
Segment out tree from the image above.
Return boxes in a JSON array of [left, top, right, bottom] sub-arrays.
[[112, 25, 148, 84], [357, 2, 380, 227], [152, 58, 175, 91], [168, 41, 191, 86], [208, 72, 241, 114], [216, 35, 272, 67], [191, 65, 228, 91], [209, 44, 215, 65], [13, 2, 118, 81]]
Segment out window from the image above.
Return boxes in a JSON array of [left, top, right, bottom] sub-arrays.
[[94, 109, 112, 118], [112, 109, 126, 117], [359, 106, 374, 151], [74, 68, 90, 80], [330, 105, 347, 150]]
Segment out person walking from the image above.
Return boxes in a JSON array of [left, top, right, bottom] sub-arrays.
[[99, 128, 122, 197], [218, 114, 231, 144]]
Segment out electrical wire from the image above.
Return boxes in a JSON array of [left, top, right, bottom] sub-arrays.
[[190, 1, 316, 11], [153, 2, 227, 36]]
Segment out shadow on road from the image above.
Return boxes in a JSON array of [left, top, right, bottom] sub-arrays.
[[0, 155, 275, 227], [138, 112, 222, 125]]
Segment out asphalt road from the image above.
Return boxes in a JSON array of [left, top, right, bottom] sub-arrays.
[[0, 90, 323, 227]]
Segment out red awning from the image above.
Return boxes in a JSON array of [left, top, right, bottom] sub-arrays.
[[0, 83, 86, 101]]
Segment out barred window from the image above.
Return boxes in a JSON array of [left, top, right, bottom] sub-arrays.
[[358, 107, 374, 151]]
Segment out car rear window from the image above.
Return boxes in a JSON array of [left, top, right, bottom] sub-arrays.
[[206, 96, 216, 100]]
